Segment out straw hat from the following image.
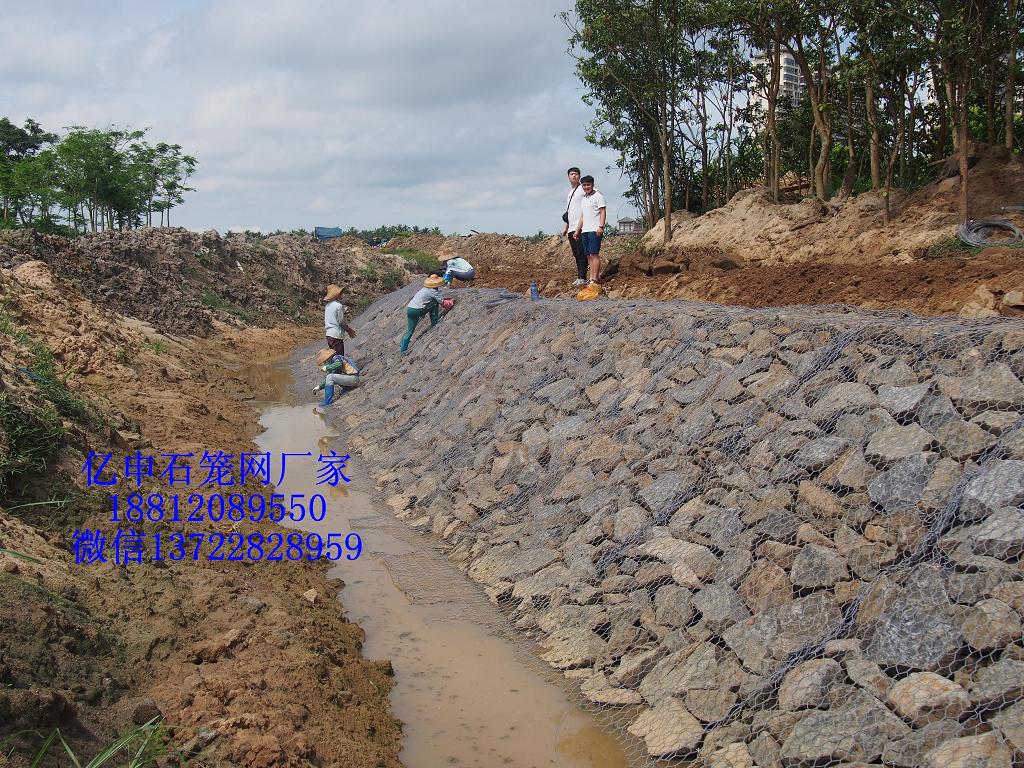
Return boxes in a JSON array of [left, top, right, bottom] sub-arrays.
[[424, 275, 445, 289], [316, 348, 336, 366], [323, 284, 343, 302]]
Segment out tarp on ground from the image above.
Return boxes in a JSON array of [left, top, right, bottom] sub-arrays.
[[314, 227, 344, 240]]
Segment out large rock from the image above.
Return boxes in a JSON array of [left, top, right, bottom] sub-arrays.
[[864, 424, 934, 464], [992, 700, 1024, 757], [864, 581, 962, 672], [691, 584, 750, 634], [960, 598, 1023, 651], [808, 382, 877, 424], [960, 507, 1024, 559], [790, 544, 849, 588], [867, 454, 935, 514], [887, 672, 970, 725], [626, 698, 704, 758], [639, 471, 696, 519], [777, 659, 843, 711], [723, 593, 842, 674], [970, 657, 1024, 706], [960, 461, 1024, 522], [923, 732, 1013, 768], [937, 362, 1024, 412], [780, 689, 910, 765]]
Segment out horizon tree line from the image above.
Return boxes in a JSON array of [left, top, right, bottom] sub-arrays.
[[0, 118, 197, 235]]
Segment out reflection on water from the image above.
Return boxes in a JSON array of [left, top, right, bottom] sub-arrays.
[[255, 399, 635, 768]]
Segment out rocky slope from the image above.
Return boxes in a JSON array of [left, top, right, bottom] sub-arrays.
[[313, 285, 1024, 767]]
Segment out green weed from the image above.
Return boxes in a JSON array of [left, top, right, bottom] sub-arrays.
[[25, 717, 168, 768], [141, 341, 166, 356], [0, 392, 64, 498], [383, 247, 437, 273]]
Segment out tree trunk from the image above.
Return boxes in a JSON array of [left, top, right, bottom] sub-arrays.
[[767, 35, 782, 201], [957, 79, 970, 224], [931, 58, 950, 161], [866, 79, 881, 190], [1009, 0, 1019, 150], [839, 76, 858, 198]]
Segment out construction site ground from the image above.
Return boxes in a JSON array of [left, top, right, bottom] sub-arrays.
[[1, 144, 1023, 767]]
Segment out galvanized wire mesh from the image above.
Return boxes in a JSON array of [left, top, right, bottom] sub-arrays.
[[328, 285, 1024, 767]]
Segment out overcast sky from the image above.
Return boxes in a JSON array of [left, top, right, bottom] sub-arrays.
[[1, 1, 636, 235]]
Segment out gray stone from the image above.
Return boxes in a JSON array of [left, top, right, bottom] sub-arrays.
[[882, 720, 965, 767], [867, 454, 935, 514], [793, 436, 851, 471], [638, 642, 721, 705], [864, 424, 934, 464], [961, 461, 1024, 522], [539, 625, 608, 669], [723, 593, 842, 674], [468, 545, 560, 585], [970, 658, 1024, 706], [611, 645, 668, 688], [639, 471, 695, 519], [937, 362, 1024, 412], [808, 382, 878, 425], [790, 544, 849, 588], [879, 383, 930, 415], [864, 591, 961, 672], [992, 700, 1024, 757], [692, 584, 750, 634], [780, 689, 910, 765], [845, 657, 890, 698], [613, 504, 649, 543], [960, 598, 1023, 651], [690, 507, 746, 548], [533, 377, 579, 407]]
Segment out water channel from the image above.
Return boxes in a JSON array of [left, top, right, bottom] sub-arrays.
[[251, 363, 633, 768]]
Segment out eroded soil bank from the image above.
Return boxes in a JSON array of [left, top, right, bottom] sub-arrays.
[[0, 255, 403, 766]]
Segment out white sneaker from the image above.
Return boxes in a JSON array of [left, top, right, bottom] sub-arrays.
[[572, 278, 587, 287]]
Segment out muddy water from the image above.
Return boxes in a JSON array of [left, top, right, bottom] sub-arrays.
[[253, 383, 634, 767]]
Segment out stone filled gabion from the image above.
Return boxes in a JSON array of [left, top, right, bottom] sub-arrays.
[[336, 286, 1024, 767]]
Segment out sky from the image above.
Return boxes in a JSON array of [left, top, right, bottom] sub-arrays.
[[0, 0, 637, 235]]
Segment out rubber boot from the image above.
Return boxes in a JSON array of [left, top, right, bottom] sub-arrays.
[[320, 383, 335, 407]]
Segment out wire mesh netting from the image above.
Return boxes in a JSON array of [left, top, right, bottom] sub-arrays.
[[325, 285, 1024, 767]]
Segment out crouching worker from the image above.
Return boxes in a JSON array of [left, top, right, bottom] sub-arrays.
[[400, 275, 449, 356], [438, 245, 475, 286], [313, 348, 360, 407]]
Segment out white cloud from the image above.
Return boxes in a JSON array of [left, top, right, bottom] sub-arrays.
[[0, 0, 636, 235]]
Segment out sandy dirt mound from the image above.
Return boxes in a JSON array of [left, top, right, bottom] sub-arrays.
[[0, 260, 401, 767], [0, 229, 412, 337], [393, 147, 1024, 315]]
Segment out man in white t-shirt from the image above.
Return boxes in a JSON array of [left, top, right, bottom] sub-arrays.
[[572, 175, 607, 300], [560, 166, 587, 286]]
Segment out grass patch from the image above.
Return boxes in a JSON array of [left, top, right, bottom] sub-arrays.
[[0, 392, 64, 500], [141, 341, 166, 355], [361, 261, 406, 291], [18, 718, 168, 768], [924, 237, 982, 258], [382, 247, 437, 273], [200, 289, 255, 323]]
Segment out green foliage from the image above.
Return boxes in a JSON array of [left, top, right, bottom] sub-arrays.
[[360, 261, 406, 291], [525, 230, 550, 243], [200, 290, 254, 323], [383, 247, 437, 273], [0, 391, 64, 499], [141, 340, 166, 355], [23, 718, 168, 768], [0, 118, 197, 233], [345, 224, 442, 246]]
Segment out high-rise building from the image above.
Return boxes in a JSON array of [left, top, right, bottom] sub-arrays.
[[751, 50, 807, 112]]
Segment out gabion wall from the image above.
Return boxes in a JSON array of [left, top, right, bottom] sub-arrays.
[[329, 286, 1024, 768]]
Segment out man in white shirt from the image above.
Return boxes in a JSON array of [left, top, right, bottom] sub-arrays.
[[560, 167, 587, 286], [572, 175, 607, 300], [323, 283, 356, 355]]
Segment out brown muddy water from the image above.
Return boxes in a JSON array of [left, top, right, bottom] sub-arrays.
[[251, 366, 634, 768]]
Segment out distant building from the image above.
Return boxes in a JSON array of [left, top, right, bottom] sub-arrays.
[[751, 50, 807, 112], [616, 216, 645, 234]]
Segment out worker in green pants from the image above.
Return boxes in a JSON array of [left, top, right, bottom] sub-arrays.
[[400, 275, 447, 356]]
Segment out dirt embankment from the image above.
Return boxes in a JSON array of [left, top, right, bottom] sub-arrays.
[[0, 245, 401, 766], [390, 145, 1024, 317], [0, 229, 412, 337]]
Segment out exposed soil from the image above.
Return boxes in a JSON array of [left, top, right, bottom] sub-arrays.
[[389, 144, 1024, 317], [0, 259, 401, 767]]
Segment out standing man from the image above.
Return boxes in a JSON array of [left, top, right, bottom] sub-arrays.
[[560, 167, 587, 287], [323, 283, 356, 356], [573, 175, 607, 301]]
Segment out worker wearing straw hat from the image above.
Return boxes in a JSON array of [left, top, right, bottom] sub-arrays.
[[312, 348, 360, 407], [400, 275, 450, 356], [323, 284, 356, 356]]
